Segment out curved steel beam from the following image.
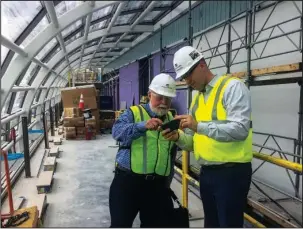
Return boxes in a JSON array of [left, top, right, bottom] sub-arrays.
[[1, 1, 117, 107]]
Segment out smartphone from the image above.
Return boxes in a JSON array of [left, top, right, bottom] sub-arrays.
[[160, 119, 181, 132]]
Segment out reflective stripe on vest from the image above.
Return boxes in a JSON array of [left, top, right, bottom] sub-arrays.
[[191, 75, 253, 163], [130, 105, 174, 176]]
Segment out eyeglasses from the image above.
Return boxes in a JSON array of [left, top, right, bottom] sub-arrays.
[[152, 93, 172, 102], [180, 61, 200, 81]]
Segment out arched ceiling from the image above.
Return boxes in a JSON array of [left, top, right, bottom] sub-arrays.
[[1, 0, 184, 115]]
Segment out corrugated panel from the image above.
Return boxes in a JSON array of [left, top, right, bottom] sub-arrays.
[[106, 1, 251, 71]]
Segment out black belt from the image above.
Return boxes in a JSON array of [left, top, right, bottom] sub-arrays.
[[202, 162, 240, 169], [115, 164, 167, 181]]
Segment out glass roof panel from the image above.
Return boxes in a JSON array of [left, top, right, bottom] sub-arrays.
[[12, 91, 26, 112], [154, 1, 174, 7], [114, 13, 136, 26], [90, 20, 106, 32], [68, 47, 81, 58], [1, 92, 12, 115], [97, 48, 109, 52], [123, 34, 135, 40], [20, 62, 37, 86], [62, 19, 82, 37], [123, 1, 145, 11], [85, 39, 100, 48], [1, 1, 42, 42], [35, 38, 57, 60], [1, 46, 9, 64], [142, 11, 162, 22], [21, 16, 49, 47], [55, 1, 83, 17], [92, 5, 113, 21], [65, 31, 82, 46], [104, 37, 117, 43], [45, 46, 61, 63]]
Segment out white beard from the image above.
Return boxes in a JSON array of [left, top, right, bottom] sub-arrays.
[[150, 104, 169, 116]]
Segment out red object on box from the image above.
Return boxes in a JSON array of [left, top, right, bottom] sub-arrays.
[[85, 126, 93, 140]]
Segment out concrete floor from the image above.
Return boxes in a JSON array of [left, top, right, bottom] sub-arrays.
[[2, 131, 302, 228], [2, 134, 204, 227]]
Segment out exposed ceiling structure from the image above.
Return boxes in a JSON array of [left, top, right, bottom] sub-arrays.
[[1, 0, 186, 120]]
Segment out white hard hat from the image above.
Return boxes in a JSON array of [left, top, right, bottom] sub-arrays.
[[173, 46, 204, 80], [149, 73, 176, 98]]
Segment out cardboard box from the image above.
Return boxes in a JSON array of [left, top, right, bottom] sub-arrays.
[[61, 85, 98, 109], [63, 117, 85, 127], [64, 108, 83, 118], [65, 127, 76, 133], [76, 127, 86, 135], [66, 132, 76, 139], [91, 109, 100, 130]]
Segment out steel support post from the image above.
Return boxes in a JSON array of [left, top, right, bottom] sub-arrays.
[[160, 24, 164, 73], [294, 69, 303, 198], [246, 0, 254, 88], [21, 117, 31, 178], [187, 0, 193, 174], [54, 103, 58, 128], [42, 106, 50, 149], [49, 103, 55, 136], [226, 0, 232, 74]]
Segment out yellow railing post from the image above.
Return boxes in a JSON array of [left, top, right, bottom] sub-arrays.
[[182, 150, 189, 208]]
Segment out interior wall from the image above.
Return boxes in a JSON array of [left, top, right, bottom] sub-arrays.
[[119, 61, 139, 109], [171, 89, 188, 115]]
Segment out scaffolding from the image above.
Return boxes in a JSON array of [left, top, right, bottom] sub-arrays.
[[159, 0, 302, 227]]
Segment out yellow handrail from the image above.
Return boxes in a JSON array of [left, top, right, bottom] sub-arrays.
[[253, 152, 302, 173], [176, 150, 266, 228]]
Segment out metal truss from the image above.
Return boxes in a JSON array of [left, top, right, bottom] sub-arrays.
[[1, 0, 184, 129]]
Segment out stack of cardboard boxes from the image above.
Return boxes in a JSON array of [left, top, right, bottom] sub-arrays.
[[61, 85, 100, 140]]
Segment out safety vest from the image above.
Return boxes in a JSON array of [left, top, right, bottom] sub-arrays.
[[191, 75, 253, 163], [129, 105, 174, 176]]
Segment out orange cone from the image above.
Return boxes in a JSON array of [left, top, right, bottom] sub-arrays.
[[78, 93, 84, 110]]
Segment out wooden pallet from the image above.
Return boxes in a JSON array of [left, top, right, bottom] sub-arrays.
[[36, 171, 53, 194], [43, 157, 57, 172], [49, 147, 60, 158], [176, 62, 302, 86], [247, 198, 298, 228]]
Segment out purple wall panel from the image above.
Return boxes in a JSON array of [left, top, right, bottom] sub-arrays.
[[115, 79, 119, 110], [171, 89, 188, 115], [119, 61, 139, 108]]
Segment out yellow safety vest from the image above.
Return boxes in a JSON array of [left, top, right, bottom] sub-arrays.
[[191, 75, 253, 163], [129, 105, 174, 176]]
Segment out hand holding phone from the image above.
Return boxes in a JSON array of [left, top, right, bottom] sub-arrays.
[[160, 119, 181, 132]]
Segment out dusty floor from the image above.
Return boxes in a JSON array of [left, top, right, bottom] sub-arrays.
[[2, 133, 204, 227], [2, 131, 302, 227]]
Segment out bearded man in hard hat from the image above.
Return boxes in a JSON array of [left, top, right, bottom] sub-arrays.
[[109, 73, 178, 228], [162, 46, 253, 228]]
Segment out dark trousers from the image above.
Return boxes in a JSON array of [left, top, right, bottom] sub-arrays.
[[109, 169, 174, 228], [199, 162, 252, 228]]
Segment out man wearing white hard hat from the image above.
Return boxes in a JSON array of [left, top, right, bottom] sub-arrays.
[[162, 46, 253, 227], [109, 73, 178, 227]]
